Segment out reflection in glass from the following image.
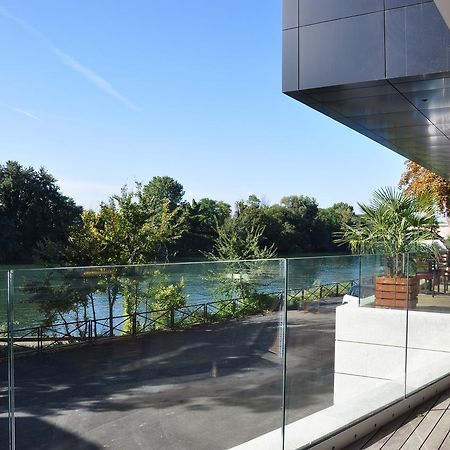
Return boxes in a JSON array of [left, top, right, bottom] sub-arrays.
[[11, 260, 285, 449]]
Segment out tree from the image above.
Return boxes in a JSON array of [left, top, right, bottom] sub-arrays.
[[178, 198, 231, 255], [66, 183, 186, 334], [315, 203, 358, 252], [205, 219, 278, 316], [0, 161, 82, 264], [267, 195, 319, 253], [399, 160, 450, 222], [208, 220, 276, 261], [335, 187, 438, 276], [68, 184, 185, 266], [141, 176, 185, 210]]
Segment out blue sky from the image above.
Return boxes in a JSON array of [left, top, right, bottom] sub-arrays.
[[0, 0, 406, 210]]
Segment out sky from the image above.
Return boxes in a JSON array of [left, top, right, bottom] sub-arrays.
[[0, 0, 406, 211]]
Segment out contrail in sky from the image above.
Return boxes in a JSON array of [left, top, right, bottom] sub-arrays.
[[0, 100, 42, 121], [0, 6, 141, 112], [12, 106, 41, 121]]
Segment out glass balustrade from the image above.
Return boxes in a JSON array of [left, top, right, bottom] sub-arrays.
[[1, 254, 450, 449]]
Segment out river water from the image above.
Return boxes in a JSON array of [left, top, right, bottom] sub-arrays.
[[0, 255, 385, 331]]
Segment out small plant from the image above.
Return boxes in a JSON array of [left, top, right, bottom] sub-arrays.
[[147, 272, 186, 330]]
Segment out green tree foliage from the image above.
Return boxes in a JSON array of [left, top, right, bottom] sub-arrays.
[[149, 272, 186, 330], [179, 198, 231, 255], [205, 217, 279, 316], [335, 187, 438, 276], [121, 269, 186, 332], [66, 183, 186, 333], [0, 161, 360, 265], [0, 161, 82, 263], [315, 203, 358, 252], [207, 219, 276, 261], [68, 184, 185, 266], [141, 176, 185, 210]]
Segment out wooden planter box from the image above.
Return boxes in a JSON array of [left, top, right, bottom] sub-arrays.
[[375, 276, 418, 309]]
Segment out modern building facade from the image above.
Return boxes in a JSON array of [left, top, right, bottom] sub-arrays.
[[283, 0, 450, 176], [279, 2, 450, 448]]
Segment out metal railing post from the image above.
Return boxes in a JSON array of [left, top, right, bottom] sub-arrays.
[[132, 313, 137, 336], [38, 327, 43, 352]]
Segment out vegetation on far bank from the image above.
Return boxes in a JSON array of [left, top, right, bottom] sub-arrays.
[[0, 161, 358, 266]]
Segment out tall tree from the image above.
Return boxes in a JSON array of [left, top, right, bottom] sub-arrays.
[[315, 203, 358, 252], [207, 219, 276, 261], [141, 176, 185, 211], [0, 161, 82, 263], [399, 160, 450, 222], [178, 198, 231, 255], [68, 184, 185, 266]]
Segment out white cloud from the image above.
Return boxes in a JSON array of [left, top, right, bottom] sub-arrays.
[[0, 6, 141, 112]]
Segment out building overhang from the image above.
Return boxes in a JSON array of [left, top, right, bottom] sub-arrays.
[[283, 0, 450, 179], [286, 76, 450, 178]]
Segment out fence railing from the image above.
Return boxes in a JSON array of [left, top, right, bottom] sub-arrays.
[[3, 280, 354, 356], [288, 280, 354, 305]]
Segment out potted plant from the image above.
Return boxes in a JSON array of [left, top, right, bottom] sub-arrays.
[[335, 188, 438, 308]]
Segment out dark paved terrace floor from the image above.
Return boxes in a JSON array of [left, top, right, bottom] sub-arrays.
[[0, 306, 337, 450], [347, 389, 450, 450]]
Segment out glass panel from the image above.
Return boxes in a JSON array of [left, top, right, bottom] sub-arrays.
[[352, 254, 408, 405], [0, 271, 9, 448], [406, 250, 450, 395], [284, 254, 408, 449], [284, 255, 362, 449], [12, 260, 285, 449]]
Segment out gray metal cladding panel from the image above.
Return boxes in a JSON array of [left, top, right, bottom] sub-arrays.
[[401, 88, 450, 111], [386, 3, 450, 79], [299, 12, 385, 90], [282, 28, 299, 92], [393, 77, 450, 93], [389, 135, 450, 147], [373, 125, 444, 140], [354, 110, 432, 129], [283, 0, 298, 30], [326, 93, 416, 117], [385, 0, 433, 8], [420, 107, 450, 125], [298, 0, 384, 26], [307, 83, 397, 102], [302, 102, 394, 146]]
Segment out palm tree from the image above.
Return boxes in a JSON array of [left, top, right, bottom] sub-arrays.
[[336, 187, 438, 277]]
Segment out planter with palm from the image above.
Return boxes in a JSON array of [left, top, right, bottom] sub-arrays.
[[335, 188, 438, 308]]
